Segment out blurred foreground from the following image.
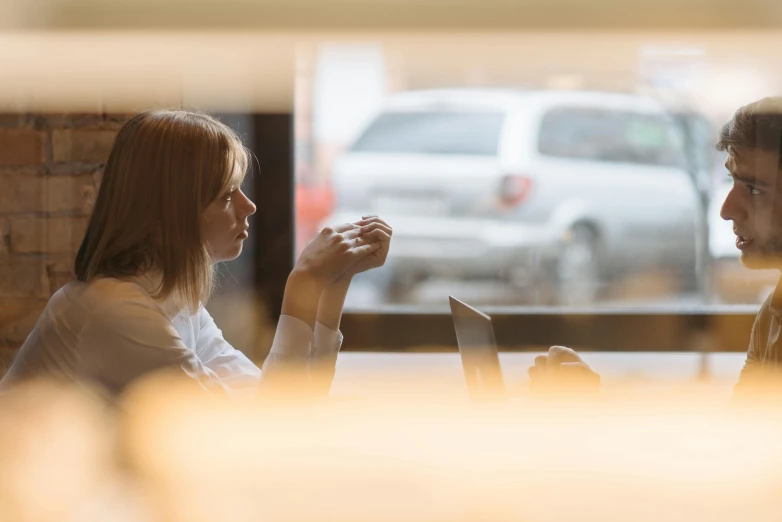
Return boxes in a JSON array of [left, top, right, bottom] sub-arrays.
[[1, 359, 781, 522]]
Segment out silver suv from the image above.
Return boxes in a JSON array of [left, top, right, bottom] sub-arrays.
[[326, 89, 702, 304]]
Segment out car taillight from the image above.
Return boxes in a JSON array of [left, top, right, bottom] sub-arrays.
[[499, 174, 532, 207]]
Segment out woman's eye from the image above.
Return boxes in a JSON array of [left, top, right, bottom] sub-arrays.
[[748, 185, 763, 196]]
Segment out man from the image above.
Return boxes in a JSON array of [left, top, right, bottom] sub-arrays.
[[529, 97, 782, 396]]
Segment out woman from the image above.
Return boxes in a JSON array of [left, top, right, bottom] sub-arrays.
[[0, 110, 392, 395]]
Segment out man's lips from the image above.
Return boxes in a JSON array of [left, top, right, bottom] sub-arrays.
[[735, 234, 754, 250]]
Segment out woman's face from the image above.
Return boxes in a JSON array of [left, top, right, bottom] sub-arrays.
[[201, 170, 257, 263]]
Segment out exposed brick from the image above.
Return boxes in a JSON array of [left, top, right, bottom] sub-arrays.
[[10, 218, 41, 253], [10, 216, 88, 254], [49, 272, 74, 294], [0, 298, 46, 343], [0, 346, 18, 377], [0, 176, 46, 213], [9, 217, 44, 254], [47, 254, 76, 274], [104, 113, 134, 130], [0, 114, 35, 130], [0, 217, 8, 256], [92, 168, 103, 188], [49, 163, 102, 176], [79, 185, 97, 215], [43, 113, 105, 130], [45, 175, 96, 214], [0, 340, 21, 351], [52, 129, 116, 164], [0, 260, 49, 297], [50, 217, 88, 253], [0, 130, 44, 166], [0, 165, 47, 177], [46, 255, 76, 293]]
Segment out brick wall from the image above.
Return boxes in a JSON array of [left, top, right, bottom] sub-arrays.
[[0, 113, 127, 374]]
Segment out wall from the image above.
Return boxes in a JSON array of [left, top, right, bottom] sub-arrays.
[[0, 113, 123, 373]]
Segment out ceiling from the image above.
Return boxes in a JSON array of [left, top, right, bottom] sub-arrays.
[[2, 1, 782, 112], [4, 0, 782, 30]]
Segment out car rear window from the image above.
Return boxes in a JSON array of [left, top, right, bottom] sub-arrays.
[[538, 107, 686, 167], [350, 111, 504, 156]]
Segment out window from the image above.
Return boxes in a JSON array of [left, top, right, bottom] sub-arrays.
[[351, 111, 505, 156], [294, 36, 779, 344], [538, 107, 686, 167]]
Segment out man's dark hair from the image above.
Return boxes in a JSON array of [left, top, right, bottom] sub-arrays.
[[717, 97, 782, 167]]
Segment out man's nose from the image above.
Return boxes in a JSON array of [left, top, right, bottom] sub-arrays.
[[720, 185, 747, 223]]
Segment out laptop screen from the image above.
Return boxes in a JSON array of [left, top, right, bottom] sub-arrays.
[[449, 296, 506, 398]]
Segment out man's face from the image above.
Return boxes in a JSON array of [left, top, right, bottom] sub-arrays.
[[721, 146, 782, 269]]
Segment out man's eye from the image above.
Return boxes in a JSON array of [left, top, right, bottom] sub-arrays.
[[748, 185, 763, 196]]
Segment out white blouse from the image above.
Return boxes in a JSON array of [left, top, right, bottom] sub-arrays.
[[0, 274, 343, 395]]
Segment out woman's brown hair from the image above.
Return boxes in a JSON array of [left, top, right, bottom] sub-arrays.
[[75, 110, 249, 311]]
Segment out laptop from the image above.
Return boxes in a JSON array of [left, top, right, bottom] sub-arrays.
[[448, 296, 506, 398]]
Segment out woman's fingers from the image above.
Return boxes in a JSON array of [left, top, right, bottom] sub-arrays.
[[350, 227, 392, 246], [359, 222, 393, 237], [357, 229, 391, 243], [350, 242, 381, 258], [332, 222, 360, 234], [342, 227, 364, 240], [360, 215, 392, 229], [326, 218, 391, 240]]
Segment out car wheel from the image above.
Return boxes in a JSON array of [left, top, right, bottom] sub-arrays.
[[555, 225, 602, 306]]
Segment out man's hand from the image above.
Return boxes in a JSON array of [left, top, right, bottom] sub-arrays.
[[527, 346, 601, 395]]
